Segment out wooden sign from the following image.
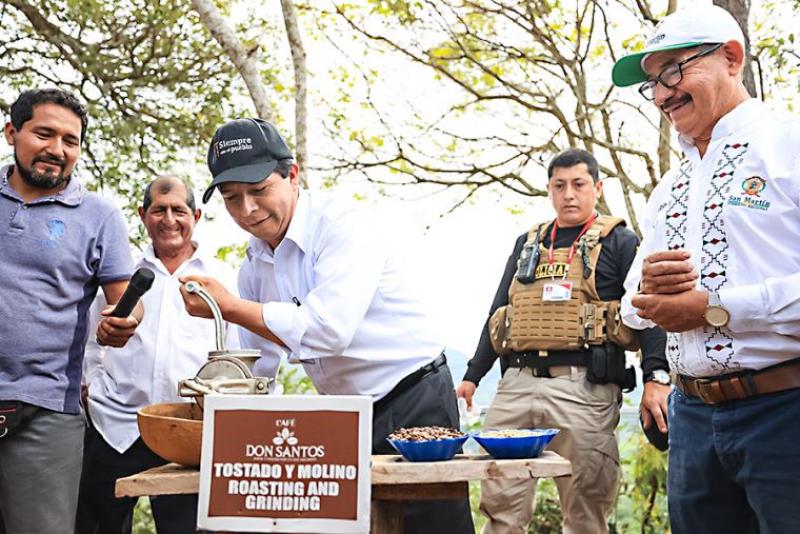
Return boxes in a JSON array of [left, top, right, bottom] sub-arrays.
[[197, 395, 372, 533]]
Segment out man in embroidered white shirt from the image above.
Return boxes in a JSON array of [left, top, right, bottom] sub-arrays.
[[613, 4, 800, 533], [180, 118, 474, 534], [77, 176, 240, 534]]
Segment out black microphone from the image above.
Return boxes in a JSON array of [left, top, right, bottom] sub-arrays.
[[110, 267, 155, 318]]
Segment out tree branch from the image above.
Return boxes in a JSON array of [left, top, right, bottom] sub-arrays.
[[190, 0, 275, 122], [280, 0, 309, 186]]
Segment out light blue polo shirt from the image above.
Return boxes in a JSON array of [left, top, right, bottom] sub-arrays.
[[0, 165, 133, 414]]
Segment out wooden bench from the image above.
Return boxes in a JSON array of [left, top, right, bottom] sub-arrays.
[[116, 452, 571, 533]]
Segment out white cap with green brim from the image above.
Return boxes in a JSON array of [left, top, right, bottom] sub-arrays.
[[612, 4, 745, 87]]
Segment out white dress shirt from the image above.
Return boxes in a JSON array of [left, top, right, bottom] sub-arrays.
[[239, 190, 443, 400], [622, 99, 800, 377], [84, 242, 240, 452]]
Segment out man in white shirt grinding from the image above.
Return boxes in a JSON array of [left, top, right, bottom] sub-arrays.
[[77, 176, 240, 534], [613, 5, 800, 532], [180, 118, 474, 534]]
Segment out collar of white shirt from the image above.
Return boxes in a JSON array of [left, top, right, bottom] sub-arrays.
[[678, 98, 760, 153], [141, 240, 209, 275]]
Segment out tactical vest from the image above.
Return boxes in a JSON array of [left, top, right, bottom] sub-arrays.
[[489, 215, 639, 355]]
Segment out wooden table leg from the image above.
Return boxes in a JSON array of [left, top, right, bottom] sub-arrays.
[[370, 482, 468, 533], [371, 499, 403, 533]]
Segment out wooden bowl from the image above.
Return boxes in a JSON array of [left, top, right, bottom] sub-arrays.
[[137, 402, 204, 467]]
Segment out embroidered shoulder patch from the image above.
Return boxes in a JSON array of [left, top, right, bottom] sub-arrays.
[[727, 175, 771, 211]]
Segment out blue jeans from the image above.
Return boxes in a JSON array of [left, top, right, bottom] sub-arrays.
[[668, 386, 800, 534]]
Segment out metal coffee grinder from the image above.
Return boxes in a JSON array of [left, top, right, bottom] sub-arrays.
[[178, 281, 272, 408]]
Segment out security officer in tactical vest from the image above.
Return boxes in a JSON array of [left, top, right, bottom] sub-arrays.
[[457, 149, 668, 534]]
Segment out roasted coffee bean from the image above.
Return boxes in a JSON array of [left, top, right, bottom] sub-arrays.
[[389, 426, 464, 442]]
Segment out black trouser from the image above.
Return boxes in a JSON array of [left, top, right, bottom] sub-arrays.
[[76, 423, 199, 534], [373, 363, 475, 534]]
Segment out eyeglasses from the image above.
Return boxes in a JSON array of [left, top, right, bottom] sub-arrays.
[[638, 43, 723, 101]]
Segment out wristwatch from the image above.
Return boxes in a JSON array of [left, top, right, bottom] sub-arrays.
[[644, 369, 671, 385], [704, 291, 730, 327]]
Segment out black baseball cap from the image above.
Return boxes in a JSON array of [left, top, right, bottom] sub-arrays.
[[203, 118, 293, 203]]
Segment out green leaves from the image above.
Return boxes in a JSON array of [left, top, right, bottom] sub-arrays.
[[615, 426, 669, 533], [277, 365, 317, 394], [367, 0, 422, 24], [1, 0, 256, 236]]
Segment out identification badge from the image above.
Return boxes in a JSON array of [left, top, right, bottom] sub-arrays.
[[542, 281, 573, 302]]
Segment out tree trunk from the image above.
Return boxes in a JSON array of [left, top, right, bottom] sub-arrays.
[[656, 1, 678, 178], [713, 0, 757, 97], [190, 0, 275, 122], [280, 0, 309, 181]]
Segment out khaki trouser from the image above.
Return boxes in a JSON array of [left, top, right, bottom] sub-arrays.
[[480, 366, 621, 534]]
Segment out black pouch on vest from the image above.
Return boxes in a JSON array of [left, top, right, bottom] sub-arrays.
[[620, 366, 637, 393], [606, 343, 637, 391], [587, 344, 610, 384], [587, 343, 635, 391], [0, 401, 26, 439], [606, 343, 637, 392]]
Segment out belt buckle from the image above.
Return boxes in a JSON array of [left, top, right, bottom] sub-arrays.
[[533, 367, 551, 378], [693, 377, 721, 405]]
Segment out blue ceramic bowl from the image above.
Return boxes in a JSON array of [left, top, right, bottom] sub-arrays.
[[472, 429, 559, 459], [387, 435, 469, 462]]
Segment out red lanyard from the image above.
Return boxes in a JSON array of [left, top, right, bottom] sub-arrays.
[[547, 214, 597, 269]]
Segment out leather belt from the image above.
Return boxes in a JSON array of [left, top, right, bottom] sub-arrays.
[[676, 358, 800, 405], [375, 353, 447, 411]]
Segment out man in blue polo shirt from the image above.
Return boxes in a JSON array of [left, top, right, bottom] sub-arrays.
[[0, 88, 140, 534]]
